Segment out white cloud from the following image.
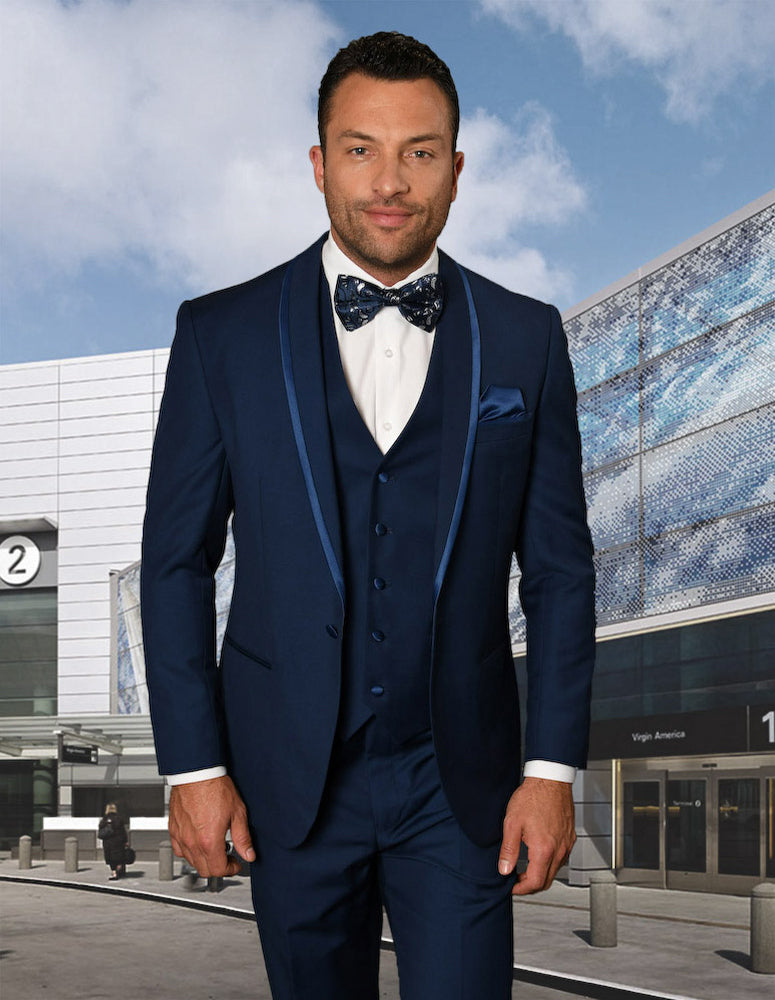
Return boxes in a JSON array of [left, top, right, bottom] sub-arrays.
[[2, 0, 585, 304], [2, 0, 339, 291], [481, 0, 775, 123], [444, 104, 586, 299]]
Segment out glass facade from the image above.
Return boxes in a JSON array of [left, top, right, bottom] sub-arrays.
[[116, 525, 235, 714], [583, 608, 773, 722], [0, 588, 57, 716], [115, 563, 146, 714], [509, 202, 775, 642], [0, 759, 57, 850]]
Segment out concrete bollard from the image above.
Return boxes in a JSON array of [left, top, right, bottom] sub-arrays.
[[589, 870, 617, 947], [18, 835, 32, 869], [64, 836, 79, 873], [159, 840, 174, 881], [751, 883, 775, 974]]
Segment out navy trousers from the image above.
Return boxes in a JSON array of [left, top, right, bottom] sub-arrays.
[[249, 721, 515, 999]]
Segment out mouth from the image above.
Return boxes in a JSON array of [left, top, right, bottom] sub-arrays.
[[363, 206, 414, 228]]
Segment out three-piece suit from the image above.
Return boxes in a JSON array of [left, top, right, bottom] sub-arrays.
[[141, 234, 595, 997]]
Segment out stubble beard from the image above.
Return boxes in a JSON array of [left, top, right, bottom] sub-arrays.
[[325, 194, 452, 283]]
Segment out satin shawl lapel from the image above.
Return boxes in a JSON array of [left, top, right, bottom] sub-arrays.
[[432, 251, 481, 602], [278, 237, 345, 604]]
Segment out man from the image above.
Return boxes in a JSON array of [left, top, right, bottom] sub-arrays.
[[142, 31, 595, 1000]]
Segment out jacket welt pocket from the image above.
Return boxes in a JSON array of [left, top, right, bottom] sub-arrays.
[[223, 633, 272, 669]]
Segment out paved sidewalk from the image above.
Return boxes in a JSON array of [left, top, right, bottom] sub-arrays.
[[2, 857, 772, 999]]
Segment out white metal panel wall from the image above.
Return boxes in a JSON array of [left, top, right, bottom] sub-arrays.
[[0, 348, 170, 715]]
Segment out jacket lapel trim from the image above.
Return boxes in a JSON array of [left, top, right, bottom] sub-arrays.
[[278, 255, 345, 604], [432, 260, 481, 602]]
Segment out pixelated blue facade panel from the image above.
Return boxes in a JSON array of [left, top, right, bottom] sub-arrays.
[[578, 370, 640, 472], [641, 299, 775, 450], [508, 558, 526, 645], [566, 284, 639, 392], [116, 562, 145, 715], [593, 544, 641, 623], [643, 505, 775, 615], [585, 458, 640, 550], [641, 205, 775, 360], [214, 524, 235, 658], [643, 404, 775, 536]]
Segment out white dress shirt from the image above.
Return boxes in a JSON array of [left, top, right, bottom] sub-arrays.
[[166, 235, 575, 787]]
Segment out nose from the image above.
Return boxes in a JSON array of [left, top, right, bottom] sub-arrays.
[[372, 155, 409, 200]]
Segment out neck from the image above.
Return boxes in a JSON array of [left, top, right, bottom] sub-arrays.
[[328, 229, 436, 287]]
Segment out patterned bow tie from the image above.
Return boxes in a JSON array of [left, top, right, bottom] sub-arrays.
[[334, 273, 444, 333]]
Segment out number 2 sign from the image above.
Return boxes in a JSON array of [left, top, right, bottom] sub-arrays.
[[0, 535, 41, 587]]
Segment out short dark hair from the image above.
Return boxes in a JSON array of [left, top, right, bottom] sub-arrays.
[[318, 31, 460, 152]]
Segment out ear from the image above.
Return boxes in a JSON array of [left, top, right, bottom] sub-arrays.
[[450, 151, 464, 203], [309, 146, 325, 194]]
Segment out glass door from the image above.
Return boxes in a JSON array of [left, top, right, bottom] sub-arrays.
[[767, 776, 775, 879], [618, 765, 772, 892], [618, 775, 666, 886], [665, 776, 708, 889], [717, 777, 759, 876]]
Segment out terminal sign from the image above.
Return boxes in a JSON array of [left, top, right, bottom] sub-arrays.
[[0, 535, 41, 587], [62, 744, 98, 765]]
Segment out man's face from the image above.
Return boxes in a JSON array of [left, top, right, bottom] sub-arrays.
[[310, 73, 464, 285]]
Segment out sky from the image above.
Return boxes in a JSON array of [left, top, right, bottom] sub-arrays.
[[1, 0, 774, 365]]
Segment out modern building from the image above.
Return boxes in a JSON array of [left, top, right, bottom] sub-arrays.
[[1, 191, 773, 889], [511, 190, 775, 893]]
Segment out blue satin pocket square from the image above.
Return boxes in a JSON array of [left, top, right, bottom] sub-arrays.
[[478, 384, 527, 422]]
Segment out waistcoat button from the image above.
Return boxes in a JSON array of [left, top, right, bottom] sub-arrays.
[[375, 522, 388, 536], [370, 685, 385, 697], [377, 472, 390, 484], [325, 624, 339, 638], [371, 629, 385, 643], [373, 577, 386, 590]]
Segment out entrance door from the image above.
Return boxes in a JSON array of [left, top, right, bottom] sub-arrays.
[[665, 773, 708, 891], [619, 773, 666, 887], [618, 766, 774, 893]]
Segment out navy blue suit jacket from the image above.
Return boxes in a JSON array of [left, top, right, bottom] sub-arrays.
[[141, 236, 595, 848]]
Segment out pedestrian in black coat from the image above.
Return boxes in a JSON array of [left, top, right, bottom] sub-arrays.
[[98, 803, 127, 880]]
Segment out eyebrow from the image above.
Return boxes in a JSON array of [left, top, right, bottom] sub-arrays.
[[337, 129, 445, 144]]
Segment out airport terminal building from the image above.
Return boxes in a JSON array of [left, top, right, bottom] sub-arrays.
[[1, 191, 773, 891]]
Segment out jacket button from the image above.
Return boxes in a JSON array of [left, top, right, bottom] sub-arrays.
[[325, 624, 339, 638], [378, 472, 390, 484], [371, 629, 385, 643], [374, 522, 388, 536], [370, 685, 385, 697], [373, 577, 386, 590]]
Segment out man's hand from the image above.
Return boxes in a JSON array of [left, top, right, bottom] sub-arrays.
[[498, 777, 575, 895], [168, 775, 255, 877]]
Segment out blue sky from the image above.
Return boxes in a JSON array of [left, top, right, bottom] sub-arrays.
[[2, 0, 773, 364]]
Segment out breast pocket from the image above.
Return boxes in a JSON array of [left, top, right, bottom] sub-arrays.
[[475, 419, 533, 446]]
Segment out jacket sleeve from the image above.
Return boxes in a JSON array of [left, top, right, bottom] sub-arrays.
[[515, 304, 596, 768], [141, 301, 233, 776]]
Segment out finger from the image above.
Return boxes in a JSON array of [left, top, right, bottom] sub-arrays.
[[542, 852, 567, 892], [230, 812, 256, 863], [169, 833, 182, 856], [196, 836, 230, 878], [498, 826, 522, 876], [511, 844, 552, 896]]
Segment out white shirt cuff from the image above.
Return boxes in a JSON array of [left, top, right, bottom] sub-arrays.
[[165, 766, 228, 786], [523, 760, 577, 783]]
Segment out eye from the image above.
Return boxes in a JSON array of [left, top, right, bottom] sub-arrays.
[[409, 149, 432, 159], [349, 146, 368, 156]]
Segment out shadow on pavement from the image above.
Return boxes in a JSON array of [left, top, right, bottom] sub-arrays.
[[715, 949, 752, 971]]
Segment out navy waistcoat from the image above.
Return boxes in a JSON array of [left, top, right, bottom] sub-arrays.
[[320, 279, 444, 742]]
